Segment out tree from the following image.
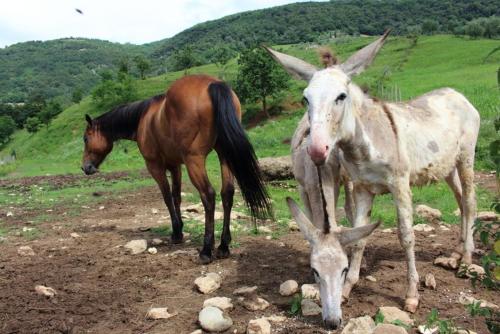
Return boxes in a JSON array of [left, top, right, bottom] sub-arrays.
[[0, 115, 15, 144], [212, 46, 234, 79], [465, 20, 485, 38], [91, 70, 138, 109], [134, 55, 151, 80], [72, 88, 83, 104], [235, 47, 290, 118], [118, 57, 130, 74], [171, 46, 199, 74], [25, 116, 41, 133], [422, 19, 439, 35], [38, 100, 63, 128]]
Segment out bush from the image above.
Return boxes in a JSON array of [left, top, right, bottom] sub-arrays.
[[91, 71, 138, 110], [0, 115, 15, 144], [25, 116, 41, 133]]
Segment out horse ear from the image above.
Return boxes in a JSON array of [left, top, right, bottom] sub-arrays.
[[340, 29, 391, 77], [85, 114, 92, 125], [263, 46, 317, 81], [286, 197, 320, 244], [337, 221, 381, 246]]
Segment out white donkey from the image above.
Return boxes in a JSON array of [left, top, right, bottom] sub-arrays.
[[267, 31, 480, 329]]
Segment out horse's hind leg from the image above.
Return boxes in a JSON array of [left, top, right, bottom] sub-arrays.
[[146, 161, 183, 243], [445, 168, 465, 258], [184, 154, 216, 264], [215, 152, 235, 258]]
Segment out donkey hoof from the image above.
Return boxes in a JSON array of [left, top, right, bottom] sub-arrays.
[[461, 253, 472, 266], [451, 251, 462, 260], [404, 298, 419, 313], [171, 233, 183, 244], [216, 246, 230, 259], [199, 252, 213, 264]]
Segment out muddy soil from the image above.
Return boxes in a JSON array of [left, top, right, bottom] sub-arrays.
[[0, 175, 498, 334]]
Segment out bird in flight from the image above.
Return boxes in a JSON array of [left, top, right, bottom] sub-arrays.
[[75, 8, 83, 15]]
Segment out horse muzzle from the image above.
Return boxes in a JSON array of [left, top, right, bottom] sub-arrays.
[[82, 162, 98, 175]]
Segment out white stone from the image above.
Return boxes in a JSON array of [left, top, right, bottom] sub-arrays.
[[453, 208, 461, 217], [424, 273, 437, 290], [279, 280, 298, 296], [151, 208, 159, 214], [146, 307, 176, 319], [233, 286, 258, 296], [341, 315, 375, 334], [195, 273, 221, 294], [454, 330, 477, 334], [381, 228, 393, 234], [151, 238, 163, 245], [257, 226, 272, 234], [22, 227, 34, 232], [378, 306, 414, 326], [288, 220, 300, 231], [124, 239, 147, 254], [373, 323, 407, 334], [18, 245, 35, 256], [413, 224, 435, 232], [366, 275, 377, 282], [198, 306, 233, 332], [415, 204, 442, 222], [99, 205, 105, 210], [70, 232, 80, 238], [148, 247, 158, 254], [239, 296, 270, 311], [35, 285, 56, 298], [301, 299, 321, 316], [6, 211, 13, 217], [190, 330, 202, 334], [439, 225, 450, 231], [434, 256, 458, 270], [458, 293, 498, 309], [477, 211, 498, 221], [247, 318, 271, 334], [186, 203, 203, 213], [264, 315, 287, 323], [418, 325, 438, 334], [301, 283, 320, 301], [203, 297, 233, 311]]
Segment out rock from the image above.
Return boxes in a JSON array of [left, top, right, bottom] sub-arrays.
[[239, 296, 270, 311], [198, 306, 233, 332], [233, 286, 258, 296], [288, 220, 300, 231], [151, 238, 163, 245], [458, 293, 498, 309], [439, 225, 450, 231], [146, 307, 176, 319], [98, 205, 105, 210], [301, 283, 320, 301], [35, 285, 56, 298], [279, 280, 299, 296], [258, 156, 293, 181], [301, 299, 322, 316], [424, 273, 437, 290], [434, 256, 458, 270], [18, 245, 35, 256], [203, 297, 233, 311], [373, 323, 407, 334], [378, 306, 414, 326], [381, 228, 393, 234], [148, 247, 158, 254], [195, 273, 221, 294], [366, 275, 377, 282], [413, 224, 435, 232], [186, 203, 203, 213], [6, 211, 13, 217], [70, 232, 80, 238], [455, 330, 477, 334], [22, 227, 34, 232], [124, 239, 147, 255], [257, 226, 272, 234], [341, 316, 376, 334], [477, 211, 498, 221], [418, 325, 438, 334], [264, 315, 287, 323], [151, 208, 159, 214], [453, 208, 461, 217], [459, 264, 486, 278], [247, 318, 271, 334], [190, 330, 202, 334], [415, 205, 442, 222]]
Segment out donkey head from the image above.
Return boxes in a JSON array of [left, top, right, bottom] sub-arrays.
[[265, 31, 390, 165], [286, 197, 380, 330], [81, 114, 113, 175]]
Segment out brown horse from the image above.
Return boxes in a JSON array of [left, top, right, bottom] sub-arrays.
[[81, 75, 272, 263]]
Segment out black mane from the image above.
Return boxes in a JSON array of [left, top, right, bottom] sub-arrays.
[[95, 94, 164, 140]]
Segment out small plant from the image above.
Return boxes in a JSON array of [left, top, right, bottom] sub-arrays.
[[466, 301, 500, 333], [374, 310, 385, 325], [289, 293, 302, 316], [472, 217, 500, 290], [424, 309, 455, 334]]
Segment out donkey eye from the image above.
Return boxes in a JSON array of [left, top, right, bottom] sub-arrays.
[[302, 97, 309, 106], [312, 268, 319, 277], [342, 267, 348, 278], [335, 93, 347, 104]]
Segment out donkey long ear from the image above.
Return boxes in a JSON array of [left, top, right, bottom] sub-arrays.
[[286, 197, 320, 244], [264, 46, 317, 81], [340, 29, 391, 77], [85, 114, 93, 126], [337, 221, 381, 246]]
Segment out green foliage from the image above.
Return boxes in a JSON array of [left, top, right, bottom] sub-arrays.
[[465, 16, 500, 39], [374, 310, 385, 325], [235, 47, 289, 117], [424, 309, 455, 334], [91, 71, 138, 110], [38, 100, 63, 128], [467, 301, 500, 333], [473, 218, 500, 290], [24, 116, 41, 133], [71, 88, 83, 104], [171, 46, 200, 73], [211, 46, 235, 79], [422, 19, 439, 35], [134, 55, 151, 80], [289, 293, 302, 315], [0, 115, 15, 144]]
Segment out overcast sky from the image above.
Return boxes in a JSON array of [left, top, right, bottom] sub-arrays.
[[0, 1, 325, 48]]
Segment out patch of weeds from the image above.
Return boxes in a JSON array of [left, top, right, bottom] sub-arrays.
[[423, 309, 456, 334], [471, 218, 499, 290], [466, 301, 500, 333], [289, 293, 303, 316], [374, 310, 385, 325], [391, 319, 411, 330], [21, 227, 41, 240], [151, 225, 172, 237]]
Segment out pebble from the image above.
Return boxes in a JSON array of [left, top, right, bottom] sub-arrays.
[[247, 318, 271, 334], [239, 296, 270, 311], [366, 275, 377, 282], [415, 204, 442, 222], [418, 325, 438, 334], [70, 232, 80, 238], [233, 286, 258, 296], [413, 224, 435, 232], [424, 273, 437, 290], [203, 297, 233, 311], [288, 220, 300, 231], [151, 208, 159, 214], [341, 315, 375, 334], [147, 247, 158, 254], [279, 280, 299, 296], [146, 307, 176, 319], [195, 273, 222, 294], [18, 245, 35, 256], [301, 283, 320, 301], [124, 239, 148, 254], [373, 323, 407, 334], [151, 238, 163, 245], [378, 306, 414, 326], [35, 285, 56, 298], [301, 299, 322, 316], [434, 256, 458, 270], [198, 306, 233, 332]]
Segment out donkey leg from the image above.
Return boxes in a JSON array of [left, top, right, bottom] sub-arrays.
[[171, 166, 184, 238], [344, 178, 355, 226], [185, 155, 216, 264], [342, 186, 374, 301], [445, 168, 465, 259], [457, 160, 476, 265], [216, 154, 235, 259], [146, 161, 183, 243], [392, 179, 419, 313]]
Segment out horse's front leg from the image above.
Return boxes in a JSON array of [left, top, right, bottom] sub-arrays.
[[392, 178, 419, 313]]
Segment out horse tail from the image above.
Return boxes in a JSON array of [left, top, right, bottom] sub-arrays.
[[208, 81, 273, 220]]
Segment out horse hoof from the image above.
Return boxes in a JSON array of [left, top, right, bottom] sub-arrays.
[[216, 246, 230, 259], [171, 234, 183, 244], [404, 298, 419, 313], [199, 253, 213, 264]]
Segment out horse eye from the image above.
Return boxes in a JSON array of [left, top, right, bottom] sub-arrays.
[[335, 93, 347, 103], [83, 136, 88, 144]]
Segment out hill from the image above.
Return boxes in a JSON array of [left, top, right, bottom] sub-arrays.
[[0, 35, 498, 177]]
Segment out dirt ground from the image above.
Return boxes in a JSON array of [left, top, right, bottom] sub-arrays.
[[0, 173, 498, 334]]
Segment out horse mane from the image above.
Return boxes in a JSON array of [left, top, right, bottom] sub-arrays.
[[317, 47, 339, 68], [95, 94, 164, 140]]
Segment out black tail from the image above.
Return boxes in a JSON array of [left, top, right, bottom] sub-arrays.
[[208, 81, 273, 220]]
